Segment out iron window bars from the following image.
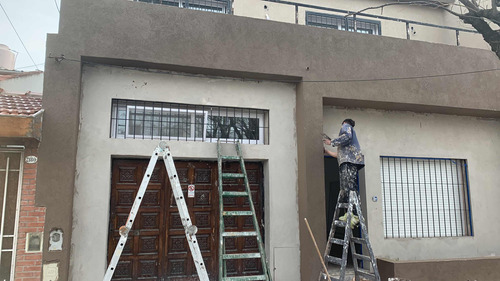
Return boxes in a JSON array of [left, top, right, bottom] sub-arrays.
[[111, 99, 269, 144], [306, 12, 381, 35], [136, 0, 230, 14], [380, 156, 473, 238]]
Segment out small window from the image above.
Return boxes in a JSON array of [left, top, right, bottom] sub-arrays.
[[380, 156, 473, 238], [306, 12, 381, 35], [137, 0, 229, 14], [111, 99, 268, 144]]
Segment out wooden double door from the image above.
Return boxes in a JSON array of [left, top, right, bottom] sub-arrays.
[[108, 159, 264, 281]]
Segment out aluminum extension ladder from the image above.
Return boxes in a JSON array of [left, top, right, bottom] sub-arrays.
[[319, 190, 380, 281], [103, 142, 209, 281], [217, 140, 272, 281]]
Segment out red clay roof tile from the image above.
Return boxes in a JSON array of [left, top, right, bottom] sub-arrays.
[[0, 92, 42, 116]]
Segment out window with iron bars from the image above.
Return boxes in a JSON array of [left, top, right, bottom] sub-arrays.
[[380, 156, 473, 238], [306, 12, 381, 35], [136, 0, 230, 14], [111, 99, 269, 144]]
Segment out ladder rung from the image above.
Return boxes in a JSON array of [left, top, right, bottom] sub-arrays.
[[330, 238, 345, 245], [223, 275, 267, 281], [223, 253, 261, 259], [320, 272, 340, 281], [337, 203, 349, 208], [222, 191, 248, 197], [325, 255, 342, 266], [223, 211, 253, 216], [221, 156, 241, 160], [355, 268, 377, 280], [222, 173, 245, 178], [352, 253, 372, 261], [334, 220, 347, 227], [222, 231, 257, 237], [351, 237, 366, 244]]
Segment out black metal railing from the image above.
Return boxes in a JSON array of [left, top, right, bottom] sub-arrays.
[[111, 99, 269, 144], [267, 0, 478, 46], [136, 0, 231, 14], [380, 156, 473, 238]]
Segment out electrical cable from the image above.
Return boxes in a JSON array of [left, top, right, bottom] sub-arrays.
[[54, 0, 60, 13], [0, 2, 40, 70], [16, 63, 46, 70]]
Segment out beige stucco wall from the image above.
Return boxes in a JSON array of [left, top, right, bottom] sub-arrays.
[[323, 106, 500, 260], [0, 73, 44, 94], [233, 0, 490, 49], [71, 64, 299, 280]]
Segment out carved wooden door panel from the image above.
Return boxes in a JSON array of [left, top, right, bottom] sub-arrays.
[[163, 161, 218, 281], [109, 159, 263, 281], [109, 159, 166, 280]]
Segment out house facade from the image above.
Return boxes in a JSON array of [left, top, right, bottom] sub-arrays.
[[0, 69, 45, 281], [37, 0, 499, 280]]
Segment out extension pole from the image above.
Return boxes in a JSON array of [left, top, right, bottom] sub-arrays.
[[304, 218, 332, 281]]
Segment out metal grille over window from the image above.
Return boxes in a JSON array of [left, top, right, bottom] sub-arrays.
[[306, 12, 381, 35], [136, 0, 230, 14], [111, 99, 269, 144], [380, 156, 473, 238]]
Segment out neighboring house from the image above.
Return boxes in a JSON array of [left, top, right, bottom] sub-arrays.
[[0, 87, 45, 281], [0, 71, 44, 95], [37, 1, 499, 281]]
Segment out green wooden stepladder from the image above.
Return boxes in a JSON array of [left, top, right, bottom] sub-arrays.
[[217, 140, 273, 281]]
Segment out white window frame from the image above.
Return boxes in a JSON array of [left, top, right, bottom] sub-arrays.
[[111, 102, 267, 144], [0, 148, 24, 281], [125, 105, 208, 141]]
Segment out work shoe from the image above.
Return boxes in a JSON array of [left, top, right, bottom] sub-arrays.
[[339, 213, 359, 229]]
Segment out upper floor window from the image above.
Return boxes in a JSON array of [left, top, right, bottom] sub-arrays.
[[306, 12, 381, 35], [381, 156, 473, 238], [111, 99, 269, 144], [137, 0, 230, 14]]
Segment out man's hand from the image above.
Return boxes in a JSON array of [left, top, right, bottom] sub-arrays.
[[324, 148, 338, 158], [323, 139, 331, 145]]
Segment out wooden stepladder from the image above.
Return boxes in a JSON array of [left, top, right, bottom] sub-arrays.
[[320, 190, 380, 281], [103, 142, 209, 281], [217, 140, 272, 281]]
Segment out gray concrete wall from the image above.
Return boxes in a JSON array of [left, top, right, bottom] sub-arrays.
[[323, 107, 500, 260], [72, 65, 298, 280], [38, 0, 500, 280]]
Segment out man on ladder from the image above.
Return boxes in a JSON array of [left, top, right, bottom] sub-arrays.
[[324, 118, 364, 211], [323, 119, 380, 281]]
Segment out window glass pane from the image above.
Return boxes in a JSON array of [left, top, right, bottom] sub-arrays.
[[306, 12, 380, 35], [206, 116, 260, 140]]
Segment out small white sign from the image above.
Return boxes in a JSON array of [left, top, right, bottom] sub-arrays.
[[25, 155, 38, 164], [43, 262, 59, 281], [188, 184, 195, 198]]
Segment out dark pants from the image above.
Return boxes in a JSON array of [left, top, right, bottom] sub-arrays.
[[339, 162, 360, 203]]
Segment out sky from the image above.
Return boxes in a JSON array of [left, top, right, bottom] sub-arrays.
[[0, 0, 61, 71]]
